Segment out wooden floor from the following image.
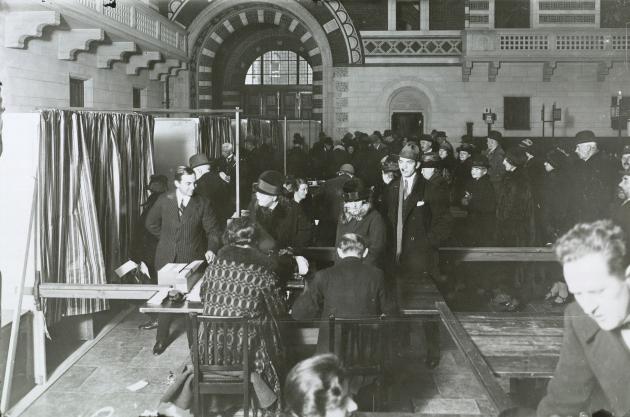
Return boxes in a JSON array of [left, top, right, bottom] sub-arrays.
[[13, 307, 531, 417]]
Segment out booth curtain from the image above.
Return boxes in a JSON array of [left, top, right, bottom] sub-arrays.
[[38, 110, 154, 324], [197, 116, 233, 159]]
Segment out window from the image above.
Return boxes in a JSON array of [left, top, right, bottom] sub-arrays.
[[69, 77, 85, 107], [504, 97, 530, 130], [133, 87, 142, 108], [495, 0, 530, 28], [396, 0, 420, 30], [245, 51, 312, 86], [429, 0, 465, 30]]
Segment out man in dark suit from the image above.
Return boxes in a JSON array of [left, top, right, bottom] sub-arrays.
[[537, 220, 630, 417], [383, 143, 442, 368], [291, 232, 388, 351], [613, 170, 630, 241], [189, 153, 231, 228], [145, 166, 222, 354]]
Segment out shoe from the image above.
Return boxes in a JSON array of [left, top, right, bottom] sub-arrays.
[[139, 319, 159, 330], [153, 341, 167, 355]]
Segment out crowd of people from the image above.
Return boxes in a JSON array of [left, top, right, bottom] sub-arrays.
[[130, 127, 630, 417]]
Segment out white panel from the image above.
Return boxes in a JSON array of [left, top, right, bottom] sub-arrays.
[[153, 118, 199, 180]]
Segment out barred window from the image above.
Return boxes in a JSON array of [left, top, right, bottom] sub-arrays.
[[245, 51, 312, 86]]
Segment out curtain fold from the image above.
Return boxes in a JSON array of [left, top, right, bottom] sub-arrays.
[[38, 110, 154, 324], [197, 116, 233, 159]]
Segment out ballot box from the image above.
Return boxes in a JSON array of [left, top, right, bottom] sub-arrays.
[[157, 260, 205, 292]]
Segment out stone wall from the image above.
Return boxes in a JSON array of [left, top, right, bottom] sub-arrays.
[[333, 61, 630, 142]]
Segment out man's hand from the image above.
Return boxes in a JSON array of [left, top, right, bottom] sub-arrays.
[[219, 172, 231, 183], [204, 250, 216, 263]]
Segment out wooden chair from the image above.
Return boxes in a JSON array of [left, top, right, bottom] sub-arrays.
[[327, 314, 391, 411], [189, 313, 253, 417]]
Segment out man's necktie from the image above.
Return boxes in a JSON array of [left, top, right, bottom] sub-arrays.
[[178, 201, 185, 218], [395, 179, 405, 262], [403, 178, 409, 200]]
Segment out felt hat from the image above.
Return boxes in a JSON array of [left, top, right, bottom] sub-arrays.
[[399, 143, 421, 161], [381, 154, 400, 173], [471, 155, 490, 168], [487, 130, 503, 143], [575, 130, 597, 145], [456, 143, 475, 155], [545, 148, 567, 169], [419, 134, 435, 144], [622, 144, 630, 156], [148, 174, 168, 193], [439, 141, 454, 153], [505, 147, 528, 168], [338, 163, 355, 175], [421, 152, 441, 168], [342, 178, 371, 202], [519, 138, 534, 150], [189, 153, 211, 169], [436, 131, 447, 139], [254, 170, 285, 196]]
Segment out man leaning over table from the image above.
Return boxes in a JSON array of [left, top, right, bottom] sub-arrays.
[[144, 166, 221, 355], [536, 220, 630, 417]]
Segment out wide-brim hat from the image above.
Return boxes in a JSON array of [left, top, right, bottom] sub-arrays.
[[471, 155, 490, 168], [189, 153, 211, 168], [421, 152, 441, 168], [399, 143, 420, 161], [505, 147, 528, 167], [456, 143, 475, 154], [545, 148, 567, 169], [575, 130, 597, 145], [254, 170, 284, 196], [342, 178, 371, 202]]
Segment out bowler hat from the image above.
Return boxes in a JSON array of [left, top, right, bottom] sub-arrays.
[[487, 130, 503, 142], [338, 163, 355, 175], [148, 174, 168, 193], [575, 130, 597, 145], [419, 134, 434, 144], [421, 152, 441, 168], [471, 155, 490, 168], [399, 143, 421, 161], [189, 153, 211, 169], [439, 141, 454, 153], [505, 147, 528, 168], [254, 170, 284, 196], [342, 178, 371, 202], [381, 154, 399, 173]]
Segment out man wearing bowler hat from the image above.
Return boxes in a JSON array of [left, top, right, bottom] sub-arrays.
[[383, 143, 446, 368], [189, 153, 230, 227], [571, 130, 617, 223]]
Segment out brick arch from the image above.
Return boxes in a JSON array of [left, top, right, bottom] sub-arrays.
[[188, 0, 351, 132]]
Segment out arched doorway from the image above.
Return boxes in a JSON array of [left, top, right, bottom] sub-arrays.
[[388, 87, 433, 137]]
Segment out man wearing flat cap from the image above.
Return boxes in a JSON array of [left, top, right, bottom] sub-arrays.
[[315, 163, 355, 245], [383, 143, 446, 368], [189, 153, 231, 228], [570, 130, 617, 223]]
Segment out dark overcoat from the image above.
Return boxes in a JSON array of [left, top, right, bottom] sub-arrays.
[[291, 257, 388, 351], [335, 208, 387, 268], [496, 168, 534, 246], [145, 191, 222, 270], [383, 174, 433, 279], [463, 175, 496, 246], [537, 302, 630, 417], [194, 171, 231, 227], [570, 151, 617, 223]]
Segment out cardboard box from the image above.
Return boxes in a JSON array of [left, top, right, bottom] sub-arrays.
[[158, 260, 205, 292]]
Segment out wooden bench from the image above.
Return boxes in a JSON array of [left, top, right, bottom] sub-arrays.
[[437, 302, 563, 413]]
